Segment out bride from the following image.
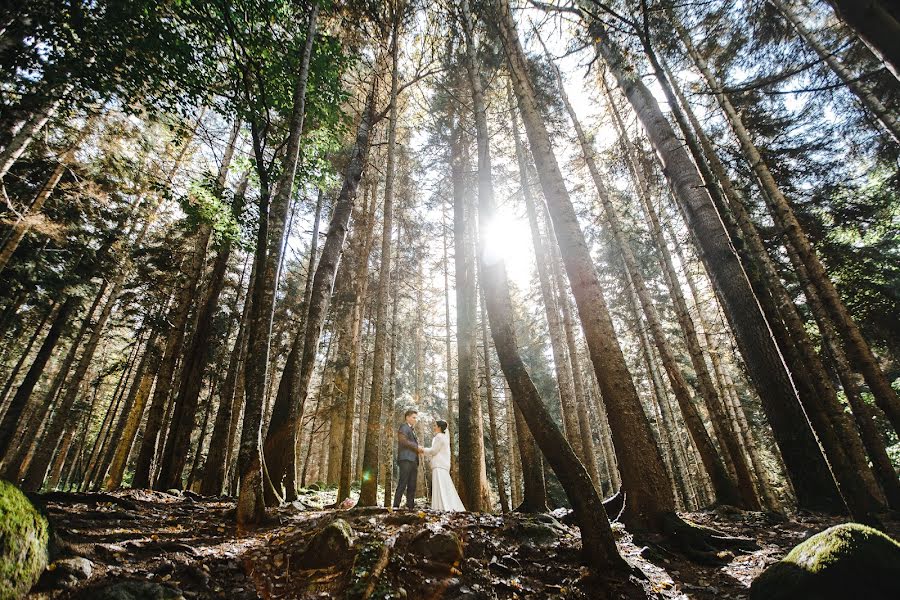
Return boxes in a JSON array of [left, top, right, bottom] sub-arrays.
[[423, 419, 466, 512]]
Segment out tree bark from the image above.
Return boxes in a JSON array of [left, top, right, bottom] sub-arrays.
[[823, 0, 900, 81], [359, 14, 402, 507], [155, 121, 240, 490], [673, 17, 900, 439], [498, 0, 675, 529], [238, 6, 319, 522], [589, 15, 844, 515], [481, 290, 510, 513]]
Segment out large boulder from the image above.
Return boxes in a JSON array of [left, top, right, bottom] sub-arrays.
[[750, 523, 900, 600], [0, 479, 49, 599], [297, 518, 355, 569]]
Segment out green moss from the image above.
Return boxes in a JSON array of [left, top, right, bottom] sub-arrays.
[[0, 479, 49, 599], [750, 523, 900, 600]]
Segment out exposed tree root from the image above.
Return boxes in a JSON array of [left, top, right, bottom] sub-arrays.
[[657, 511, 760, 564]]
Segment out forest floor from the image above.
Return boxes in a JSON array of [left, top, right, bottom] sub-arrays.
[[24, 488, 898, 600]]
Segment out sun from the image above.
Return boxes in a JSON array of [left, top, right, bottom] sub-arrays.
[[480, 209, 535, 290]]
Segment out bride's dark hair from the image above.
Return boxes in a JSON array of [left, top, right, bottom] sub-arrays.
[[435, 419, 448, 433]]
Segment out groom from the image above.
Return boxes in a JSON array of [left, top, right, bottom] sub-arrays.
[[393, 408, 423, 510]]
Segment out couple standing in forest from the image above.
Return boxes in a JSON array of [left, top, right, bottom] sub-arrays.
[[393, 409, 466, 512]]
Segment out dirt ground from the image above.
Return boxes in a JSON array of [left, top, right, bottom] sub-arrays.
[[24, 488, 897, 599]]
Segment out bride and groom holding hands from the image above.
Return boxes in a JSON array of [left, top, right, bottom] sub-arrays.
[[392, 408, 466, 512]]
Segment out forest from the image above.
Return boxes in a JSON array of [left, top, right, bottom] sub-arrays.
[[0, 0, 899, 598]]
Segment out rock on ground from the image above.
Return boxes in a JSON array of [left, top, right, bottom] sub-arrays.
[[750, 522, 900, 600], [0, 479, 49, 599]]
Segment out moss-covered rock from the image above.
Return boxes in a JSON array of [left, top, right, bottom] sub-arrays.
[[750, 523, 900, 600], [0, 479, 49, 599], [297, 518, 354, 569]]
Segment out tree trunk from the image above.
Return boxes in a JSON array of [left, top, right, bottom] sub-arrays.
[[590, 15, 844, 515], [238, 6, 319, 523], [601, 80, 759, 508], [0, 85, 69, 181], [507, 81, 583, 464], [673, 18, 900, 439], [104, 335, 162, 490], [481, 291, 510, 513], [0, 297, 74, 460], [823, 0, 900, 81], [463, 0, 628, 572], [359, 15, 402, 507], [498, 0, 675, 529], [155, 121, 240, 490], [673, 20, 888, 518], [654, 54, 844, 512]]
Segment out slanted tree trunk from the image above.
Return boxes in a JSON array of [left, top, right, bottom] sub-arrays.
[[507, 82, 583, 464], [654, 54, 843, 512], [0, 297, 75, 460], [823, 0, 900, 81], [238, 6, 319, 522], [481, 291, 510, 513], [673, 17, 900, 439], [587, 14, 844, 517], [673, 19, 888, 518], [462, 0, 627, 572], [497, 0, 674, 529], [600, 80, 759, 509], [155, 121, 240, 490], [200, 251, 254, 496], [771, 0, 899, 142], [0, 131, 83, 273], [104, 335, 162, 490]]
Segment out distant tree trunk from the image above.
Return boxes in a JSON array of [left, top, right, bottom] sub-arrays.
[[507, 82, 583, 464], [590, 15, 845, 517], [104, 335, 162, 490], [336, 178, 379, 503], [304, 76, 381, 507], [0, 297, 74, 460], [498, 0, 674, 529], [359, 15, 402, 507], [2, 282, 107, 480], [201, 252, 254, 496], [823, 0, 900, 81], [673, 18, 900, 439], [238, 6, 319, 523], [771, 0, 899, 142], [23, 208, 156, 491], [481, 292, 509, 513], [0, 302, 53, 415], [382, 232, 401, 508], [156, 121, 240, 491], [600, 81, 759, 509], [442, 201, 456, 478]]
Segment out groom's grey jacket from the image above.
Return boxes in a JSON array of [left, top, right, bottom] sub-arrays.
[[397, 422, 419, 463]]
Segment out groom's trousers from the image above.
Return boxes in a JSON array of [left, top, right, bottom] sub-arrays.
[[393, 459, 417, 509]]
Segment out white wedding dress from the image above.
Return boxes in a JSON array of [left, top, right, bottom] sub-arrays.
[[424, 432, 466, 512]]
